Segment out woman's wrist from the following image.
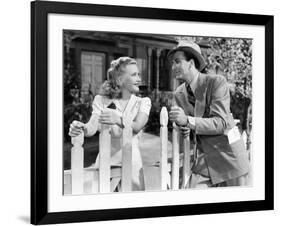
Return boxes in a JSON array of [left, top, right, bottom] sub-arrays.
[[83, 124, 90, 137]]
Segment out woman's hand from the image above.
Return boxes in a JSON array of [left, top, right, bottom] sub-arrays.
[[99, 109, 122, 125], [69, 120, 86, 137]]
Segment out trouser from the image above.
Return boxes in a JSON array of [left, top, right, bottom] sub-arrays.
[[188, 173, 249, 188]]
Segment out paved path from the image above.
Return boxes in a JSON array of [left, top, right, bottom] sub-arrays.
[[139, 132, 173, 166]]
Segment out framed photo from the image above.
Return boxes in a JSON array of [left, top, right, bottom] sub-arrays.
[[31, 0, 274, 224]]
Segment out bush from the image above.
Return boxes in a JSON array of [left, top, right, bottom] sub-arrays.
[[63, 68, 93, 141]]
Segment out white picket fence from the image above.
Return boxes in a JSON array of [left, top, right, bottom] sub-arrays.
[[64, 107, 191, 194]]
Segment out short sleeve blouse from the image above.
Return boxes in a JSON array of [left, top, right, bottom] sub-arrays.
[[138, 97, 151, 116]]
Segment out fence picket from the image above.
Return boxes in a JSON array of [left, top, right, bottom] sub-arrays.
[[182, 136, 191, 189], [92, 170, 99, 193], [121, 123, 133, 192], [71, 133, 84, 194], [99, 124, 111, 193], [160, 107, 169, 190], [172, 123, 180, 190]]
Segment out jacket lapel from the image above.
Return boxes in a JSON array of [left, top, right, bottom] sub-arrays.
[[194, 73, 208, 117], [175, 84, 194, 116]]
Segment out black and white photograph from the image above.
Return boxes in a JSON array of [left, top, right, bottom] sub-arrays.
[[63, 30, 253, 194], [29, 1, 274, 224]]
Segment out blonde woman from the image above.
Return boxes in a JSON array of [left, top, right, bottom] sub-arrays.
[[69, 57, 151, 191]]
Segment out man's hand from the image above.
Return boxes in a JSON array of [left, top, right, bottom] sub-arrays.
[[99, 109, 121, 125], [169, 106, 188, 126], [179, 125, 191, 138]]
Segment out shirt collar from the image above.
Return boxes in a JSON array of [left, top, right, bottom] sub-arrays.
[[113, 94, 136, 113]]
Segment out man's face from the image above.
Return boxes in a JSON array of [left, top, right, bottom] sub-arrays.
[[171, 51, 194, 84]]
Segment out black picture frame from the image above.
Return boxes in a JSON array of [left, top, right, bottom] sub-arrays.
[[31, 0, 274, 224]]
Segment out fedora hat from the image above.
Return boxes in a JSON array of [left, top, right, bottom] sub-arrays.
[[167, 41, 207, 72]]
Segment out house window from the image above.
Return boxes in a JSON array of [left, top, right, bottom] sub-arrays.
[[81, 51, 106, 96]]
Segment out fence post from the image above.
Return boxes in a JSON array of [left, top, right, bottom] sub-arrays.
[[71, 132, 84, 194], [182, 135, 191, 189], [160, 107, 169, 190], [171, 123, 180, 190], [121, 118, 133, 192], [99, 124, 111, 193]]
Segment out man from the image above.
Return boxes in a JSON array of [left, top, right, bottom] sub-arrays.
[[168, 41, 250, 188]]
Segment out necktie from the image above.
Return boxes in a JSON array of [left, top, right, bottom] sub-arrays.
[[186, 84, 196, 147], [186, 85, 195, 107]]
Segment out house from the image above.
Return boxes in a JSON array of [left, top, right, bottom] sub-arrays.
[[64, 30, 185, 106]]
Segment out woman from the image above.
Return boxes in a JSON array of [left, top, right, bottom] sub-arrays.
[[69, 56, 151, 191]]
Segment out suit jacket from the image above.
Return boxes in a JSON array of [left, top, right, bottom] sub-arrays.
[[175, 73, 250, 184]]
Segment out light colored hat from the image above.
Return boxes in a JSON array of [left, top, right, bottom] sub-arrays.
[[167, 41, 207, 71]]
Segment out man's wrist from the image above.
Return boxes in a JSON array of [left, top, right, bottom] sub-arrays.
[[186, 115, 189, 125], [187, 116, 196, 130]]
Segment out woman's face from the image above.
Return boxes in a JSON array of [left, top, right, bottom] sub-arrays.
[[119, 64, 141, 93]]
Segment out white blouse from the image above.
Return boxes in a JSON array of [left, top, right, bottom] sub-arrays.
[[92, 94, 151, 170], [92, 94, 151, 120]]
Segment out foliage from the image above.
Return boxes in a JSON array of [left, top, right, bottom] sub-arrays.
[[63, 32, 93, 141], [144, 92, 174, 136], [63, 88, 93, 142]]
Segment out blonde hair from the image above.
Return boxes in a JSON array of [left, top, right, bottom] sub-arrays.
[[100, 56, 137, 99]]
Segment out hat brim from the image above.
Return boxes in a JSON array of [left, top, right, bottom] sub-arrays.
[[167, 46, 207, 72]]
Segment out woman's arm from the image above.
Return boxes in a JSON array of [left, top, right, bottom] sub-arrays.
[[130, 97, 151, 134], [84, 114, 99, 137], [105, 111, 149, 136], [100, 97, 151, 135], [131, 112, 149, 134], [69, 114, 99, 138]]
